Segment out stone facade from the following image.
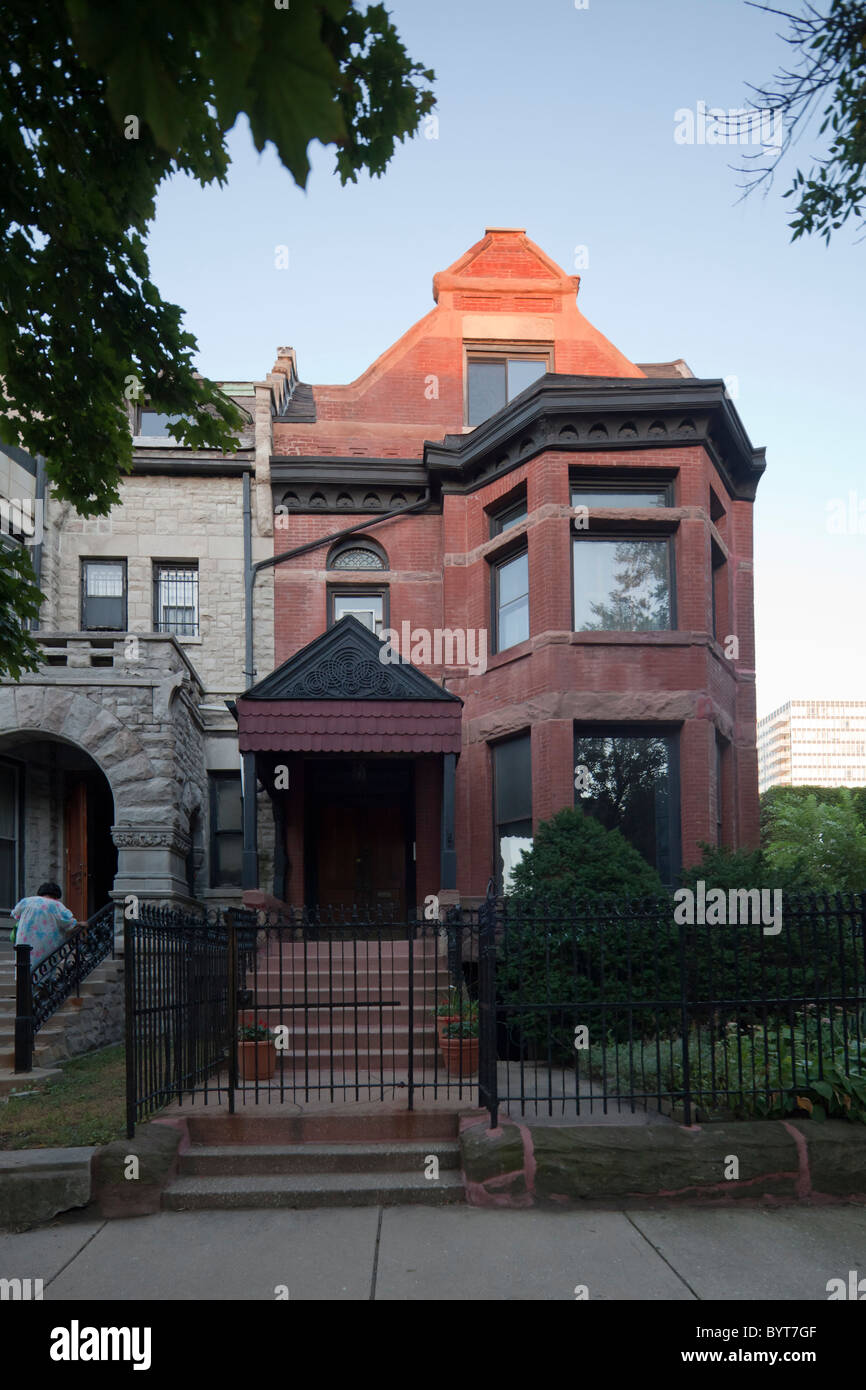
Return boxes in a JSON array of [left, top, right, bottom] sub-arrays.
[[0, 377, 284, 919]]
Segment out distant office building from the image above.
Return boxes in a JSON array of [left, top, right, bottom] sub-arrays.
[[758, 701, 866, 793]]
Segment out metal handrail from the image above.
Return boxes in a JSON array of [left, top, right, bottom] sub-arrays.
[[14, 902, 115, 1072]]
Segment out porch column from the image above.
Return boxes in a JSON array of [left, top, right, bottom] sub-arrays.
[[242, 751, 259, 890], [440, 752, 457, 890]]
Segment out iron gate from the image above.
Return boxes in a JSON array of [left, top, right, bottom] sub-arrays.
[[125, 900, 486, 1133]]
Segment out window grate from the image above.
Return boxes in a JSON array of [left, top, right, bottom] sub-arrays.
[[154, 564, 199, 637]]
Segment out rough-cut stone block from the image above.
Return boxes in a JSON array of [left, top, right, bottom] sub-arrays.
[[0, 1148, 94, 1230], [91, 1124, 181, 1218], [796, 1121, 866, 1196], [0, 688, 19, 730], [60, 694, 111, 748], [11, 686, 46, 730], [532, 1124, 799, 1204], [461, 1123, 526, 1184]]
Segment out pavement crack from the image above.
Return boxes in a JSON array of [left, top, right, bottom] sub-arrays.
[[44, 1218, 108, 1291], [369, 1206, 384, 1301], [624, 1211, 701, 1300]]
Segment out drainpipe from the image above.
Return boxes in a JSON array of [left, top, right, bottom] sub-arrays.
[[243, 471, 253, 684], [30, 454, 46, 632], [241, 471, 259, 889]]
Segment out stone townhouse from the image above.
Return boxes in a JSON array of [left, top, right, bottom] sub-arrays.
[[0, 378, 282, 923], [236, 227, 766, 914]]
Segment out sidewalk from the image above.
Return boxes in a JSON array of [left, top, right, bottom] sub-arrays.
[[3, 1202, 865, 1299]]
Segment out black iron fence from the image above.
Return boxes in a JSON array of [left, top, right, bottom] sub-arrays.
[[14, 903, 116, 1072], [124, 889, 866, 1134], [124, 903, 230, 1135], [484, 888, 866, 1127]]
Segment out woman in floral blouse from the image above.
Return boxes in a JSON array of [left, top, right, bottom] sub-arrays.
[[10, 881, 77, 967]]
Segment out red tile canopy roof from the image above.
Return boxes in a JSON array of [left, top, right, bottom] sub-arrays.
[[237, 699, 462, 754]]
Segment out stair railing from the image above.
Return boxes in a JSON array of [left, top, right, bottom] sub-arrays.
[[13, 903, 116, 1073]]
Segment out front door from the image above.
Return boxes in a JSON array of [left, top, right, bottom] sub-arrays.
[[64, 778, 88, 920], [306, 759, 414, 915]]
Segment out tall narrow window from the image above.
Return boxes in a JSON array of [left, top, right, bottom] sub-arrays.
[[81, 560, 127, 631], [711, 541, 726, 642], [493, 733, 532, 893], [715, 734, 726, 847], [573, 728, 680, 883], [0, 760, 21, 912], [494, 550, 529, 652], [209, 773, 243, 888], [154, 563, 199, 637]]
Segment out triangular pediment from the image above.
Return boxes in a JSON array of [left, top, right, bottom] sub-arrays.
[[436, 228, 576, 290], [241, 615, 462, 702]]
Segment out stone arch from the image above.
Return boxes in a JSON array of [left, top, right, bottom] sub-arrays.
[[0, 684, 163, 829]]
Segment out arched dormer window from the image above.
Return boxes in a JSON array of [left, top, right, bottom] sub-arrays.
[[327, 538, 388, 571]]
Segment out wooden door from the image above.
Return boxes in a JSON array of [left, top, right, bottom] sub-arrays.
[[316, 803, 407, 916], [65, 779, 88, 920]]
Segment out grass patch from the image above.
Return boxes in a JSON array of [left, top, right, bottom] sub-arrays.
[[0, 1044, 127, 1149]]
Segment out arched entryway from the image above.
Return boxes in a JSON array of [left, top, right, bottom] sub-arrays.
[[0, 733, 117, 920]]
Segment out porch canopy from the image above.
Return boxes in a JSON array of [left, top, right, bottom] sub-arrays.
[[233, 615, 463, 891]]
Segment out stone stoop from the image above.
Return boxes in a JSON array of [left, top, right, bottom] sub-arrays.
[[0, 941, 124, 1070], [160, 1110, 466, 1210]]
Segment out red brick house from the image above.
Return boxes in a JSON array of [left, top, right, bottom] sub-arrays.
[[236, 227, 765, 912]]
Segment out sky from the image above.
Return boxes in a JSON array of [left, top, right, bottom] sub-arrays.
[[145, 0, 866, 719]]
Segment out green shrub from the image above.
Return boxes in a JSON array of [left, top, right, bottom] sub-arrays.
[[678, 843, 864, 1019], [508, 807, 665, 902], [589, 1009, 866, 1122], [500, 810, 677, 1058]]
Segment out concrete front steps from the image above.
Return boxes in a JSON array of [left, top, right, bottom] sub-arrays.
[[0, 939, 123, 1070], [161, 1110, 466, 1210]]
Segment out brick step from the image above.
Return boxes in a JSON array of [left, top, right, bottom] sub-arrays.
[[244, 978, 447, 989], [162, 1169, 465, 1210], [253, 1021, 441, 1038], [245, 1002, 442, 1019], [254, 940, 440, 952], [179, 1140, 461, 1177], [249, 960, 444, 974], [183, 1108, 462, 1146], [269, 1051, 442, 1068]]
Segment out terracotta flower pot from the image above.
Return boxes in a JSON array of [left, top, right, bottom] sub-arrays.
[[436, 1015, 459, 1044], [439, 1035, 479, 1076], [239, 1039, 276, 1081]]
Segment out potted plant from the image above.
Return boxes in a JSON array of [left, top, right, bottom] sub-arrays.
[[439, 1014, 480, 1076], [433, 987, 477, 1044], [238, 1016, 276, 1081]]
